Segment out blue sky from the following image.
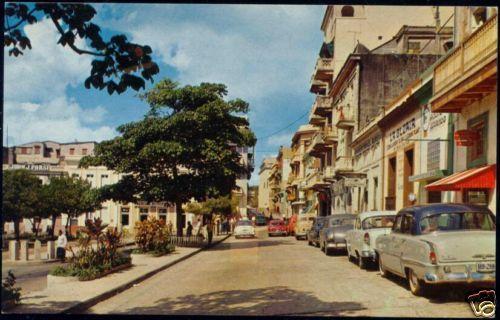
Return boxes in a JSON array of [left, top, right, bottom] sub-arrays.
[[4, 4, 325, 185]]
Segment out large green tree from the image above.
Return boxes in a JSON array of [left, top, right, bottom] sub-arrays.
[[80, 79, 257, 235], [2, 169, 42, 240], [4, 3, 159, 94]]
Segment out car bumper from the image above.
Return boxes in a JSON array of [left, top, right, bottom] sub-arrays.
[[235, 232, 255, 237], [295, 232, 307, 237], [326, 241, 347, 249], [268, 231, 287, 236], [361, 250, 376, 260], [422, 264, 496, 284]]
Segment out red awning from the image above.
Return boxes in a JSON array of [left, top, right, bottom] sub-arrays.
[[425, 164, 496, 191]]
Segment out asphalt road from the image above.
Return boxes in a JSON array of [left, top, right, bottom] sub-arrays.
[[87, 227, 476, 317]]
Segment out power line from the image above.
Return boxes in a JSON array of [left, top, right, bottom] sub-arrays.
[[257, 110, 310, 140]]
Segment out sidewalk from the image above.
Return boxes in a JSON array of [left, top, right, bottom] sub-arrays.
[[8, 234, 230, 314]]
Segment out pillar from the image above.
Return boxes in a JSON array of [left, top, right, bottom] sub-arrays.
[[34, 240, 42, 260], [19, 240, 29, 261], [9, 240, 19, 261], [47, 240, 56, 260]]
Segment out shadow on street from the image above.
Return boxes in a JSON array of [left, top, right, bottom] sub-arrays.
[[117, 286, 366, 315], [208, 239, 295, 251]]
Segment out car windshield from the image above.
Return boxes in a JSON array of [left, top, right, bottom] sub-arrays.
[[237, 220, 253, 227], [329, 217, 354, 227], [362, 215, 395, 229], [270, 221, 283, 226], [419, 212, 496, 234]]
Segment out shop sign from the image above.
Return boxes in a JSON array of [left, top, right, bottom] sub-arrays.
[[454, 130, 480, 146], [8, 163, 53, 171], [344, 177, 367, 187], [386, 117, 419, 151]]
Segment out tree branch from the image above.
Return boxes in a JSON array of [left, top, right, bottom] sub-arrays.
[[50, 15, 106, 57], [4, 8, 37, 31]]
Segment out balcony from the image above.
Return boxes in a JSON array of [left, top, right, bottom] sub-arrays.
[[306, 132, 329, 157], [322, 166, 335, 181], [312, 96, 333, 117], [312, 58, 334, 82], [323, 126, 338, 144], [305, 170, 329, 190], [334, 106, 355, 129], [334, 156, 353, 174], [309, 112, 326, 126], [310, 79, 328, 95], [431, 14, 497, 112]]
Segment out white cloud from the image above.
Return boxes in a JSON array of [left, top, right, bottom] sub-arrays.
[[4, 97, 116, 145], [4, 18, 116, 145]]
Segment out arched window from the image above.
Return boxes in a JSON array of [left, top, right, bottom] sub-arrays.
[[341, 6, 355, 17]]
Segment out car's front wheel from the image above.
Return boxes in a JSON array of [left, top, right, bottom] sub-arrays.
[[408, 268, 427, 296], [324, 243, 330, 255], [358, 254, 367, 269]]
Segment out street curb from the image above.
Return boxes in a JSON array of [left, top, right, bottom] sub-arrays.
[[64, 234, 231, 314]]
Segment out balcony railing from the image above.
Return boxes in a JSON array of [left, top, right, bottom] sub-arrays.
[[310, 79, 329, 95], [322, 166, 335, 180], [323, 125, 338, 144], [334, 156, 353, 174], [334, 106, 355, 129], [312, 58, 334, 80], [433, 14, 497, 97], [305, 132, 325, 155], [309, 112, 325, 125], [312, 96, 333, 116]]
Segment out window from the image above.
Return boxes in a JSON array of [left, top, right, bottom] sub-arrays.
[[139, 207, 149, 214], [82, 148, 87, 155], [34, 146, 41, 154], [70, 218, 79, 226], [427, 140, 440, 171], [401, 214, 414, 234], [420, 212, 495, 233], [69, 148, 75, 155], [467, 112, 488, 168], [465, 189, 489, 206], [341, 5, 354, 17], [408, 41, 421, 54], [362, 216, 395, 229], [101, 174, 108, 178], [392, 215, 403, 233], [355, 218, 361, 230], [121, 208, 130, 226], [72, 173, 80, 178], [86, 174, 94, 178], [21, 147, 28, 154], [428, 191, 442, 203], [140, 215, 148, 222]]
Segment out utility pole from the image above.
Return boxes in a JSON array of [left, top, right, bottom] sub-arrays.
[[433, 6, 441, 54]]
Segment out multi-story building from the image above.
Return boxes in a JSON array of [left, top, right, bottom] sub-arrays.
[[231, 143, 255, 218], [286, 125, 318, 217], [2, 141, 177, 236], [3, 140, 254, 234], [258, 157, 276, 213], [426, 7, 497, 213], [266, 146, 293, 219]]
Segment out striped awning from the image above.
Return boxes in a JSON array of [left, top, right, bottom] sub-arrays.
[[425, 164, 496, 191]]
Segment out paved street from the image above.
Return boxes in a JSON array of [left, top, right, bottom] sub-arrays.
[[87, 227, 474, 317], [2, 262, 65, 295]]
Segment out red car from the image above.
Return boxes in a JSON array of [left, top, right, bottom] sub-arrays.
[[268, 220, 288, 237]]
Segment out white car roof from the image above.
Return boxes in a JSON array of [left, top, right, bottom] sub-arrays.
[[357, 211, 397, 219]]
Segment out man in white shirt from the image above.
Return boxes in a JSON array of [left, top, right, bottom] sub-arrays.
[[56, 230, 68, 261]]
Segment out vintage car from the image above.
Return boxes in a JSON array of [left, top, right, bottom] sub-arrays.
[[307, 216, 327, 247], [234, 219, 256, 239], [294, 214, 316, 240], [345, 211, 396, 269], [375, 204, 496, 296], [268, 220, 288, 237], [318, 214, 355, 255]]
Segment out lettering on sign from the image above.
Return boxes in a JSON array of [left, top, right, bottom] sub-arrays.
[[344, 178, 367, 187], [429, 113, 447, 131], [386, 117, 419, 151], [8, 163, 52, 171]]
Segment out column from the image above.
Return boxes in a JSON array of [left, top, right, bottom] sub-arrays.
[[19, 240, 29, 261], [9, 241, 19, 261], [34, 240, 42, 260]]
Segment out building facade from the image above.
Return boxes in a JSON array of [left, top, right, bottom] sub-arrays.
[[258, 157, 275, 213]]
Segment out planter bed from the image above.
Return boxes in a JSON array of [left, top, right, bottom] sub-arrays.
[[2, 298, 18, 311], [48, 261, 132, 286]]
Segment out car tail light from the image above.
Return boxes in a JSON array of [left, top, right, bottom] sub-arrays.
[[363, 232, 370, 245], [429, 251, 437, 265]]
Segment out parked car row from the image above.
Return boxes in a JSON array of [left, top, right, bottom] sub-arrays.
[[304, 204, 496, 297]]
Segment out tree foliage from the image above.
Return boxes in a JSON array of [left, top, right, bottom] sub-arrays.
[[2, 170, 42, 240], [185, 196, 234, 217], [80, 78, 257, 234], [4, 2, 159, 94]]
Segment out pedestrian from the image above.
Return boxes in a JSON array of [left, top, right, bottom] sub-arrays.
[[216, 219, 220, 235], [56, 230, 67, 262], [187, 221, 193, 237], [167, 220, 173, 235]]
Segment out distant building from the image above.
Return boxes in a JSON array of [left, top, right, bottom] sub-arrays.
[[258, 157, 276, 213]]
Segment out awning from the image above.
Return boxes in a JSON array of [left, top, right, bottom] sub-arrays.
[[425, 164, 496, 191]]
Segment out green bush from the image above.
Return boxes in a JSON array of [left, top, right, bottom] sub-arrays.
[[2, 271, 21, 308]]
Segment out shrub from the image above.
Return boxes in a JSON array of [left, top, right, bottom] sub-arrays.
[[51, 218, 131, 281], [2, 271, 21, 308], [134, 217, 175, 256]]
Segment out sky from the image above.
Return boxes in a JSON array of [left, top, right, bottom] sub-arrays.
[[3, 4, 325, 186]]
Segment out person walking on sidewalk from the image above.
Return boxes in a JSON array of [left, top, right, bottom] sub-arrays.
[[56, 230, 67, 262], [186, 221, 193, 237]]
